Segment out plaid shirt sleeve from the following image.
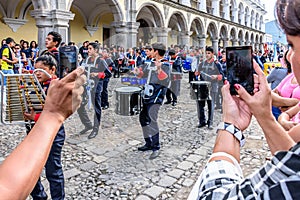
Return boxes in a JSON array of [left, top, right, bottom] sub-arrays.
[[197, 142, 300, 199]]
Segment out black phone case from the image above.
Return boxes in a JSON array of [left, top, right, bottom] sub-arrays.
[[58, 46, 78, 78], [226, 46, 254, 95]]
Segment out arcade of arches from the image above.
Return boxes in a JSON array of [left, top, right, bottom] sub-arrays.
[[0, 0, 266, 51]]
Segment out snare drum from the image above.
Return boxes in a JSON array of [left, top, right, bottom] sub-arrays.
[[190, 81, 211, 100], [115, 87, 142, 116], [130, 77, 138, 85], [137, 78, 147, 86]]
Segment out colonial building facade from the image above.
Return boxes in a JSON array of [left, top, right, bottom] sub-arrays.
[[0, 0, 266, 51]]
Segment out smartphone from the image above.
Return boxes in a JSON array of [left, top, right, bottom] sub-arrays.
[[58, 46, 78, 78], [226, 46, 254, 95]]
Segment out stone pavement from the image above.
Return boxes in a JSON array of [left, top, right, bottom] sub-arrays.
[[0, 73, 271, 199]]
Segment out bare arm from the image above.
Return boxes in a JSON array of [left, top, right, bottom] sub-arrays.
[[278, 104, 300, 130], [238, 62, 296, 155], [0, 67, 85, 199], [271, 90, 299, 108]]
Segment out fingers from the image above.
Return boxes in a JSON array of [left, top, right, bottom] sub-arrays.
[[61, 67, 85, 83], [253, 60, 268, 92], [235, 83, 252, 103]]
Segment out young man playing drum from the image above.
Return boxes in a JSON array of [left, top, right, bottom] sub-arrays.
[[195, 46, 224, 129], [133, 42, 171, 159]]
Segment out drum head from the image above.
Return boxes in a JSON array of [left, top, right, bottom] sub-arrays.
[[190, 81, 211, 85], [115, 86, 141, 93]]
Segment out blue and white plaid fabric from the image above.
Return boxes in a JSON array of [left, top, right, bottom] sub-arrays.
[[197, 142, 300, 199]]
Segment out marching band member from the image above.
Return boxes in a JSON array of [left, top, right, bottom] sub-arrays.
[[77, 42, 110, 139], [23, 55, 65, 199], [165, 49, 182, 106], [133, 43, 171, 159], [195, 46, 224, 129]]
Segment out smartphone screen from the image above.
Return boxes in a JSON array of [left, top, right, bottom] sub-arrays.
[[226, 46, 254, 95], [58, 46, 78, 78]]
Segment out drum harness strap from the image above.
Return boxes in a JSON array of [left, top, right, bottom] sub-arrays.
[[84, 56, 99, 110]]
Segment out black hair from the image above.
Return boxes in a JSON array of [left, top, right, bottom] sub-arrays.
[[152, 42, 166, 56], [169, 49, 176, 56], [145, 45, 152, 51], [88, 42, 100, 51], [35, 55, 57, 69], [276, 0, 300, 36], [48, 31, 62, 47], [284, 49, 292, 73], [205, 46, 214, 53], [30, 41, 38, 48], [6, 37, 14, 44]]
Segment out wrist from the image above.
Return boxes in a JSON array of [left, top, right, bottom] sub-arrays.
[[217, 122, 245, 147], [39, 110, 65, 124]]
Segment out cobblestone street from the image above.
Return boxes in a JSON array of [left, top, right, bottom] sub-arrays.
[[0, 73, 271, 199]]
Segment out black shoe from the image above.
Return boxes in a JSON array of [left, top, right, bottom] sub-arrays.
[[208, 124, 213, 130], [79, 126, 93, 135], [149, 150, 160, 160], [88, 130, 98, 139], [164, 101, 172, 105], [197, 123, 206, 128], [138, 145, 152, 151], [172, 102, 177, 106], [102, 105, 109, 110]]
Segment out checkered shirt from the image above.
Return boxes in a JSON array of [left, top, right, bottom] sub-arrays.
[[197, 142, 300, 199]]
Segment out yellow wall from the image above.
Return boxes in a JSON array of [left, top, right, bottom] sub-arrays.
[[0, 6, 38, 44], [70, 7, 114, 46]]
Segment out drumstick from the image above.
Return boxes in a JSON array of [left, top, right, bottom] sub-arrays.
[[200, 71, 212, 79], [154, 89, 162, 103]]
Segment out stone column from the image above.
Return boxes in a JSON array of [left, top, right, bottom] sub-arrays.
[[223, 3, 230, 21], [181, 31, 192, 49], [232, 8, 238, 23], [111, 22, 128, 49], [232, 39, 239, 46], [198, 0, 206, 12], [199, 36, 206, 48], [127, 22, 140, 48], [239, 40, 244, 46], [212, 39, 219, 55], [223, 38, 229, 48], [239, 11, 245, 25], [31, 10, 55, 51], [212, 0, 220, 17], [156, 27, 170, 47], [51, 10, 75, 43]]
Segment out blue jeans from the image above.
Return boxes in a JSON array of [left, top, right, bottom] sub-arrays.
[[0, 69, 14, 85], [30, 126, 65, 200]]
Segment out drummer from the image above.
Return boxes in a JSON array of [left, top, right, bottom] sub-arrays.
[[133, 42, 171, 160], [195, 46, 224, 129]]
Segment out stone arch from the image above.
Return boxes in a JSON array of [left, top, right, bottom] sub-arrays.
[[229, 27, 237, 43], [238, 29, 244, 45], [137, 3, 164, 28], [245, 31, 249, 45], [136, 3, 165, 45], [245, 6, 249, 26], [167, 11, 188, 32], [219, 25, 228, 47], [259, 15, 263, 30], [229, 0, 237, 22], [190, 17, 205, 47], [255, 13, 259, 29], [18, 0, 33, 19], [206, 21, 219, 53], [167, 11, 188, 46], [250, 10, 255, 28], [238, 2, 244, 24]]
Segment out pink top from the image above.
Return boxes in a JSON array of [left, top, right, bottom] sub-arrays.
[[276, 73, 300, 99]]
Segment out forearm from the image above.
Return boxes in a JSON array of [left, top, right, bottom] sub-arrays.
[[0, 111, 63, 199], [272, 92, 298, 107], [210, 130, 241, 163], [256, 113, 295, 154]]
